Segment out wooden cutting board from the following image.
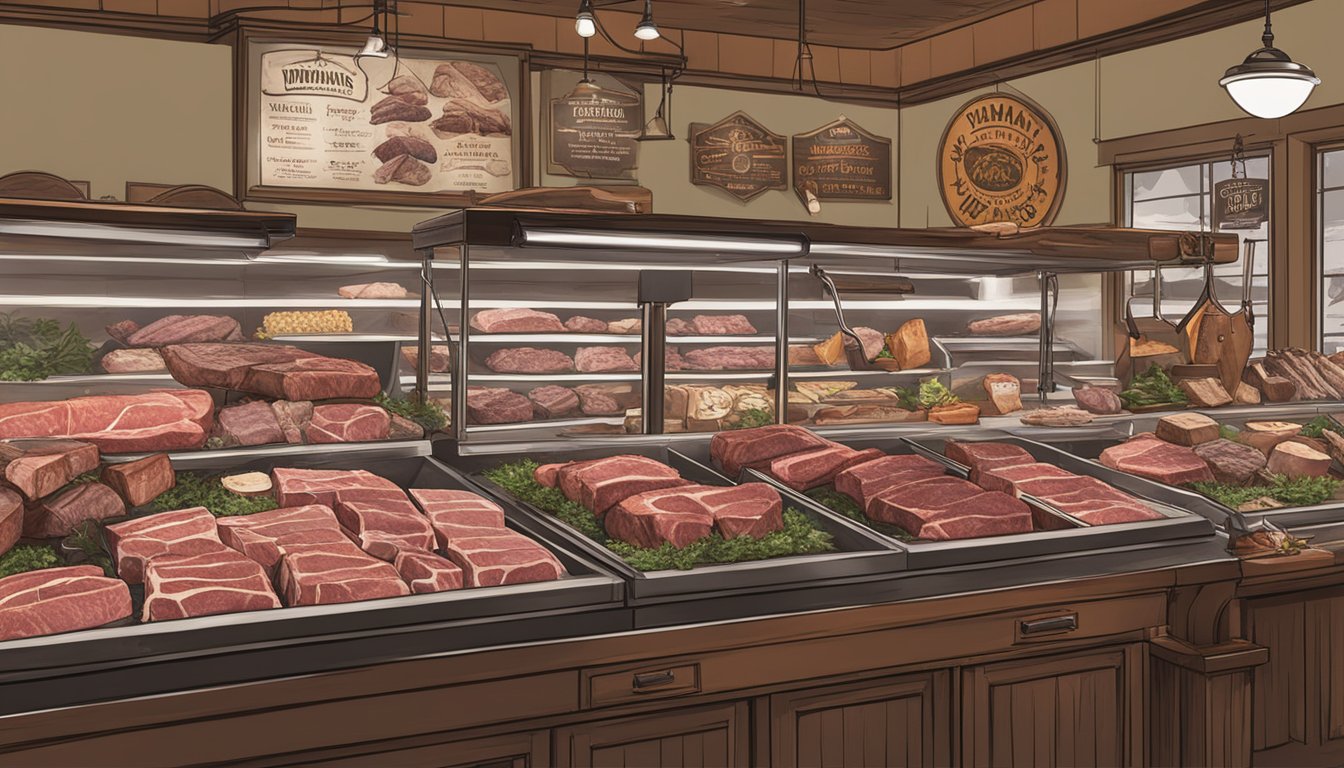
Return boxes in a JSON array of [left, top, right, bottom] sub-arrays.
[[1188, 301, 1253, 395]]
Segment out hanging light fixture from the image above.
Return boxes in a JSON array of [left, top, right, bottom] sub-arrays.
[[634, 0, 660, 41], [574, 0, 596, 38], [637, 70, 674, 141], [356, 0, 390, 58], [1219, 0, 1319, 119], [566, 37, 604, 100]]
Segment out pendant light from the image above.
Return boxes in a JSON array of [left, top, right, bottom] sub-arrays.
[[637, 70, 674, 141], [566, 38, 604, 100], [1219, 0, 1319, 119], [634, 0, 660, 41], [356, 0, 390, 59], [574, 0, 596, 39]]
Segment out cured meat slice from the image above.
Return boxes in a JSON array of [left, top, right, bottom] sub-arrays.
[[443, 531, 565, 587], [0, 391, 215, 452], [23, 483, 125, 539], [1099, 434, 1214, 485], [304, 404, 392, 444], [216, 504, 349, 574], [470, 309, 565, 333], [216, 401, 285, 447], [127, 315, 243, 346], [335, 498, 436, 561], [556, 455, 688, 515], [0, 439, 99, 500], [104, 507, 228, 584], [0, 489, 20, 557], [394, 548, 464, 593], [710, 425, 831, 478], [0, 566, 132, 641], [766, 446, 884, 491], [277, 544, 411, 606], [834, 455, 945, 508], [141, 549, 281, 622], [409, 488, 507, 546], [272, 468, 408, 508], [101, 453, 175, 507]]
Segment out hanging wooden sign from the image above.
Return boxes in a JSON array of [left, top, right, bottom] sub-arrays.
[[937, 93, 1065, 228], [689, 111, 788, 202], [1213, 177, 1269, 230], [792, 118, 892, 207], [547, 74, 643, 180]]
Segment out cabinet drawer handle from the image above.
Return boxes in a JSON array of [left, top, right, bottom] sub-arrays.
[[632, 670, 677, 690], [1021, 614, 1078, 636]]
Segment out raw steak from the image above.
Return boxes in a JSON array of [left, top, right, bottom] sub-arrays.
[[484, 348, 574, 374], [565, 316, 608, 333], [1193, 439, 1268, 486], [0, 439, 99, 500], [409, 488, 507, 545], [272, 468, 408, 508], [127, 315, 243, 346], [394, 548, 464, 593], [710, 425, 830, 477], [767, 445, 885, 492], [141, 549, 281, 622], [575, 386, 623, 417], [700, 483, 786, 539], [271, 400, 313, 445], [388, 414, 424, 440], [691, 315, 757, 335], [467, 387, 534, 424], [104, 507, 229, 584], [683, 346, 776, 371], [1099, 434, 1214, 485], [304, 404, 391, 444], [161, 343, 318, 390], [0, 390, 215, 452], [24, 483, 125, 539], [976, 463, 1086, 495], [470, 309, 565, 333], [967, 313, 1041, 336], [217, 504, 350, 574], [105, 319, 140, 344], [100, 348, 166, 373], [401, 345, 451, 373], [529, 385, 580, 418], [338, 282, 407, 299], [666, 318, 694, 336], [335, 498, 436, 561], [575, 347, 639, 373], [866, 476, 985, 525], [101, 453, 175, 507], [834, 455, 946, 508], [216, 401, 285, 447], [443, 531, 566, 587], [0, 489, 20, 557], [605, 489, 713, 549], [557, 455, 688, 515], [944, 441, 1035, 483], [277, 544, 411, 606], [1072, 386, 1124, 415], [533, 463, 567, 489], [866, 474, 1031, 540], [976, 464, 1163, 526], [241, 357, 382, 401], [0, 566, 132, 641]]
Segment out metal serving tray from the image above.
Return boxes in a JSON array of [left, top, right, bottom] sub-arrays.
[[448, 443, 905, 612], [0, 450, 626, 716]]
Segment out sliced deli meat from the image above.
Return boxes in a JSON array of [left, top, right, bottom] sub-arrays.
[[710, 425, 831, 478], [278, 543, 411, 606], [0, 439, 99, 500], [394, 548, 464, 593], [1099, 434, 1214, 485], [0, 390, 215, 452], [305, 404, 392, 444], [0, 566, 132, 642], [24, 483, 125, 539], [272, 468, 408, 509], [104, 507, 229, 584], [443, 530, 566, 587], [334, 498, 436, 561], [556, 455, 689, 515], [101, 453, 175, 507], [217, 505, 351, 574], [470, 309, 565, 334], [141, 549, 281, 622], [126, 315, 243, 346]]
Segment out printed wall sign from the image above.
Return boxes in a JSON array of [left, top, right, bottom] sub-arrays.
[[547, 74, 642, 180], [792, 118, 892, 207], [1213, 177, 1269, 230], [938, 93, 1065, 228], [689, 112, 788, 202]]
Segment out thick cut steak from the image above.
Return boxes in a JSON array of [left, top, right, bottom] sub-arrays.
[[470, 309, 565, 333], [484, 348, 574, 374], [1193, 439, 1268, 486], [467, 388, 534, 425], [388, 414, 424, 440], [0, 566, 132, 642], [241, 357, 382, 401], [409, 488, 507, 546], [710, 425, 830, 478], [866, 477, 1032, 540], [575, 347, 638, 373], [24, 483, 125, 539], [564, 316, 608, 333], [0, 489, 20, 557], [278, 544, 411, 606], [100, 348, 166, 373], [394, 548, 464, 593], [834, 455, 946, 508], [575, 386, 623, 416], [691, 315, 757, 335], [141, 549, 281, 622], [272, 468, 408, 508], [0, 390, 215, 452], [101, 453, 175, 507], [217, 504, 350, 574], [127, 315, 243, 346], [766, 445, 885, 491], [556, 455, 688, 515], [161, 343, 318, 390], [976, 463, 1086, 495], [104, 507, 228, 584], [978, 463, 1163, 526], [305, 404, 391, 444], [216, 401, 285, 447], [943, 441, 1035, 483], [339, 282, 407, 299], [335, 499, 436, 561], [0, 439, 99, 500], [533, 463, 568, 488], [1099, 434, 1214, 485], [444, 531, 565, 587], [271, 400, 313, 445], [967, 313, 1041, 336], [607, 482, 784, 548], [683, 346, 775, 371], [1072, 386, 1123, 415], [529, 386, 579, 418]]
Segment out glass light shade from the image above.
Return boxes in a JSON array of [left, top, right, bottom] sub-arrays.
[[1221, 72, 1319, 118], [575, 13, 595, 38], [634, 18, 659, 40], [355, 34, 388, 59]]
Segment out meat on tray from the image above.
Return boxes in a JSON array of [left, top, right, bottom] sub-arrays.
[[682, 346, 775, 371], [977, 461, 1165, 525], [666, 318, 694, 336], [944, 441, 1035, 483], [1099, 434, 1214, 485], [485, 347, 574, 374], [0, 489, 20, 557], [124, 315, 244, 347], [394, 548, 464, 593], [767, 445, 885, 492], [691, 315, 758, 335], [0, 390, 215, 453], [0, 439, 99, 500], [216, 504, 352, 575], [467, 387, 534, 424], [141, 549, 281, 622], [575, 385, 624, 417], [443, 531, 565, 587], [272, 400, 313, 445], [528, 385, 580, 419], [564, 316, 608, 333], [339, 282, 408, 300], [216, 401, 285, 447], [242, 358, 383, 402], [575, 347, 638, 373], [24, 482, 125, 539], [605, 483, 784, 548], [967, 313, 1042, 336], [101, 453, 175, 508], [710, 424, 830, 478], [834, 455, 945, 509], [278, 543, 412, 607], [161, 343, 316, 390], [272, 468, 408, 509], [866, 476, 1033, 540], [1193, 439, 1267, 486], [0, 566, 132, 642], [410, 488, 508, 545], [470, 309, 565, 334], [557, 455, 690, 516], [100, 348, 166, 373], [335, 498, 436, 562], [104, 506, 231, 584], [305, 404, 391, 444]]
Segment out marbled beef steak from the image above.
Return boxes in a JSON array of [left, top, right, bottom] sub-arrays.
[[100, 348, 166, 373], [834, 455, 945, 508], [141, 549, 281, 622], [470, 309, 564, 333], [215, 401, 285, 447], [691, 314, 757, 335], [766, 445, 884, 491], [0, 391, 215, 452], [556, 455, 688, 515], [126, 315, 243, 346], [304, 404, 391, 444], [216, 504, 349, 574], [528, 385, 579, 418], [335, 498, 435, 561], [443, 531, 565, 587], [0, 566, 132, 642], [394, 548, 463, 593], [574, 347, 638, 373], [605, 482, 784, 548], [484, 348, 574, 374], [866, 476, 1033, 540], [710, 424, 830, 477], [272, 468, 408, 508], [278, 542, 411, 606], [104, 506, 229, 584], [23, 482, 125, 539], [1099, 434, 1214, 485], [466, 387, 534, 424], [0, 489, 20, 557], [101, 453, 175, 507], [943, 441, 1035, 483], [161, 343, 318, 390], [410, 488, 507, 546], [977, 459, 1164, 525], [0, 439, 99, 500], [241, 357, 382, 401]]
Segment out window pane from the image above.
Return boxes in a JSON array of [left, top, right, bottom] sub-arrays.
[[1131, 196, 1205, 230], [1323, 148, 1344, 190], [1130, 165, 1203, 202], [1322, 189, 1344, 275]]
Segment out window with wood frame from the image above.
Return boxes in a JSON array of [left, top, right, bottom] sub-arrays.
[[1318, 147, 1344, 353], [1121, 157, 1270, 357]]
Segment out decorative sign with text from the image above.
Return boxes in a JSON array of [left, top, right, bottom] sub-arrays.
[[938, 93, 1065, 228], [689, 112, 788, 202], [549, 85, 642, 179], [1213, 177, 1270, 230], [792, 118, 892, 207]]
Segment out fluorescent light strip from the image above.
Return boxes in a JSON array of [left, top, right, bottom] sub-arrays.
[[0, 295, 424, 309], [459, 261, 780, 274], [0, 219, 269, 249], [518, 227, 806, 256]]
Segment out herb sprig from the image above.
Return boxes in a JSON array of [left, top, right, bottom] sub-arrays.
[[151, 472, 278, 517]]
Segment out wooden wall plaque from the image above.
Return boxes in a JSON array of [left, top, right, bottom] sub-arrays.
[[792, 118, 892, 206], [547, 76, 642, 180], [689, 112, 787, 202], [938, 93, 1065, 228]]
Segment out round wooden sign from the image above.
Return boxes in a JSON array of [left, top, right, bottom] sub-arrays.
[[937, 92, 1066, 228]]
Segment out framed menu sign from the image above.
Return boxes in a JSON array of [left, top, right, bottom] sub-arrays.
[[689, 112, 787, 202], [792, 118, 892, 206], [241, 36, 523, 206], [1213, 177, 1269, 230], [547, 73, 642, 180]]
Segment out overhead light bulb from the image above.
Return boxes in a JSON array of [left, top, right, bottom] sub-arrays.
[[574, 0, 596, 38], [1219, 0, 1319, 119], [356, 33, 389, 59], [635, 0, 659, 40]]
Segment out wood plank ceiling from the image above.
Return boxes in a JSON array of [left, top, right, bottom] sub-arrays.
[[443, 0, 1036, 49]]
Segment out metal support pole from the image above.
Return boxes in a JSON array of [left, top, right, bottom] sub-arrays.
[[455, 246, 471, 444], [641, 301, 667, 435], [416, 259, 433, 406], [774, 260, 790, 423], [1038, 270, 1056, 400]]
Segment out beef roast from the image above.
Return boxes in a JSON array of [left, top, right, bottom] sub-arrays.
[[1099, 434, 1214, 485], [443, 531, 565, 587], [335, 498, 436, 561], [470, 309, 564, 333], [409, 488, 507, 546], [161, 343, 318, 390], [104, 506, 230, 584], [272, 468, 408, 509], [710, 425, 830, 478], [141, 549, 281, 622], [766, 445, 885, 491], [1072, 386, 1124, 415], [0, 489, 20, 557], [690, 315, 757, 335], [217, 504, 350, 575], [467, 387, 534, 424], [556, 455, 688, 515], [0, 391, 215, 452], [484, 348, 574, 374], [305, 404, 391, 444], [102, 453, 175, 507], [834, 455, 945, 508], [529, 386, 579, 418], [683, 346, 775, 371], [575, 347, 638, 373], [100, 348, 166, 373], [216, 401, 285, 447], [240, 357, 382, 401], [24, 483, 125, 539], [278, 543, 411, 606], [565, 316, 608, 333], [0, 439, 99, 500], [127, 315, 243, 346], [1193, 439, 1268, 486], [0, 566, 132, 642], [394, 548, 464, 593]]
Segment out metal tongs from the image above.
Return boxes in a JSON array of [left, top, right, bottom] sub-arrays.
[[809, 264, 914, 370]]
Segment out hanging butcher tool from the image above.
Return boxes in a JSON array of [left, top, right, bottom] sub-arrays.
[[1115, 266, 1189, 388], [808, 265, 929, 372], [1178, 247, 1253, 395]]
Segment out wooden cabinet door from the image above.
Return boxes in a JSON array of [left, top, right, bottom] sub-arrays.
[[302, 731, 549, 768], [962, 644, 1144, 768], [768, 671, 951, 768], [554, 701, 750, 768]]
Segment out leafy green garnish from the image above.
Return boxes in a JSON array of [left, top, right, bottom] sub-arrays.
[[0, 544, 61, 578], [485, 459, 835, 571], [375, 393, 448, 432], [60, 520, 115, 577], [151, 472, 278, 517], [727, 408, 774, 430], [918, 379, 959, 409], [875, 348, 894, 359], [0, 312, 93, 381], [1189, 474, 1341, 509], [1300, 416, 1344, 439], [1119, 365, 1188, 409], [806, 487, 915, 541], [879, 386, 922, 411], [1219, 424, 1240, 441]]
